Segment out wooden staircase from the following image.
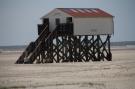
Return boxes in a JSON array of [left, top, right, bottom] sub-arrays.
[[16, 21, 56, 64]]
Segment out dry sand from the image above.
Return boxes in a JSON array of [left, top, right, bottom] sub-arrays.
[[0, 48, 135, 89]]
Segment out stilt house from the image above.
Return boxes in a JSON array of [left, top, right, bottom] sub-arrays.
[[16, 8, 114, 64]]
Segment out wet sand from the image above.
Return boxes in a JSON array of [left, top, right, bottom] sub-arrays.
[[0, 48, 135, 89]]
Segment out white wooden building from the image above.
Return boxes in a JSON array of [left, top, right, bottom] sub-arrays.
[[16, 8, 114, 64], [41, 8, 114, 35]]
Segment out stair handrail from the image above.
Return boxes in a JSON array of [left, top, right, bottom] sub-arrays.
[[28, 29, 57, 63], [15, 43, 33, 63], [15, 24, 48, 64], [35, 25, 49, 45]]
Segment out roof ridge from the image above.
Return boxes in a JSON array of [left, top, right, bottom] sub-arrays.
[[57, 8, 99, 9]]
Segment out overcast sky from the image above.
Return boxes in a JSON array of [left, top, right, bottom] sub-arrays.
[[0, 0, 135, 46]]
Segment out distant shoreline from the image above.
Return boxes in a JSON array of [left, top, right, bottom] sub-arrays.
[[0, 41, 135, 53], [0, 45, 135, 54]]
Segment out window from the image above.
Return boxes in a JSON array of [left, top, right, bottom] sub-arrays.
[[55, 18, 60, 25], [85, 9, 92, 13], [70, 9, 78, 12], [66, 17, 72, 23], [91, 9, 98, 13], [78, 9, 85, 13]]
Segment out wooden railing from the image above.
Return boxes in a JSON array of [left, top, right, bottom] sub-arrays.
[[16, 25, 49, 64], [27, 29, 57, 63], [16, 22, 73, 64]]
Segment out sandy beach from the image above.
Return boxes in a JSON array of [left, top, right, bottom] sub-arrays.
[[0, 47, 135, 89]]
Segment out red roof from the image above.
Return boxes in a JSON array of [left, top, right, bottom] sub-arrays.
[[57, 8, 113, 17]]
